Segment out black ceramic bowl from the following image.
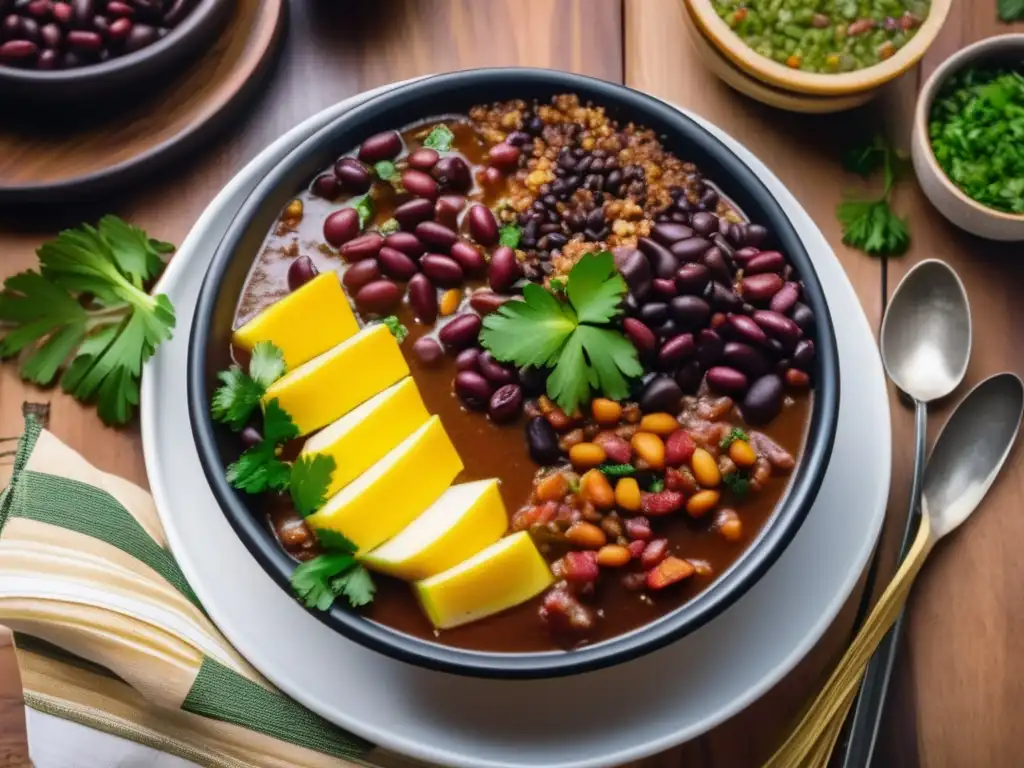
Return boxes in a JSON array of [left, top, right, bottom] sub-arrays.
[[0, 0, 234, 103], [188, 68, 840, 679]]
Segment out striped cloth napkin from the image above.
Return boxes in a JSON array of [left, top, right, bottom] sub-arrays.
[[0, 413, 417, 768]]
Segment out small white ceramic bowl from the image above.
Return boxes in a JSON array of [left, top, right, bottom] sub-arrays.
[[912, 34, 1024, 241]]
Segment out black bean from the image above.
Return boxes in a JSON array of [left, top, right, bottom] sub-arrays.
[[697, 328, 725, 367], [675, 360, 703, 394], [793, 339, 815, 371], [703, 247, 733, 286], [526, 416, 561, 464], [691, 212, 719, 237], [455, 371, 493, 412], [638, 376, 683, 414], [723, 341, 771, 378], [669, 295, 711, 329], [742, 374, 784, 425], [637, 237, 678, 279], [710, 282, 743, 311], [790, 303, 815, 335], [519, 366, 549, 397], [676, 263, 711, 295], [652, 222, 694, 246], [432, 156, 471, 192], [670, 236, 712, 263], [638, 302, 668, 326]]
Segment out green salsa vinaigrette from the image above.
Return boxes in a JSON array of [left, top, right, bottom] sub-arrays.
[[711, 1, 930, 73]]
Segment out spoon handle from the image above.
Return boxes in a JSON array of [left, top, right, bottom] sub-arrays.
[[764, 514, 934, 768], [840, 398, 929, 768]]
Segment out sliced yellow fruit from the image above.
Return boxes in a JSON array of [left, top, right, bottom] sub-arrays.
[[414, 531, 553, 630], [233, 272, 359, 369], [300, 378, 430, 497], [306, 416, 463, 552], [262, 324, 408, 436], [363, 479, 508, 581]]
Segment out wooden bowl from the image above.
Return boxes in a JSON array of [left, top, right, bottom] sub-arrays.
[[685, 0, 952, 97], [912, 34, 1024, 241], [682, 4, 873, 113], [0, 0, 235, 103]]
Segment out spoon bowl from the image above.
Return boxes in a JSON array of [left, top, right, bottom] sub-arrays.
[[924, 373, 1024, 539], [880, 259, 971, 403]]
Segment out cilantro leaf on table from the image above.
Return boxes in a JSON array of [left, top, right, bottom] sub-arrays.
[[0, 217, 176, 425], [842, 134, 888, 178], [291, 553, 358, 611], [836, 135, 911, 258], [999, 0, 1024, 21], [290, 453, 337, 517], [249, 341, 287, 389], [333, 565, 376, 608], [498, 224, 522, 248], [423, 124, 455, 152]]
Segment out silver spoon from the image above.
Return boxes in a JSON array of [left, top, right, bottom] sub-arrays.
[[769, 372, 1024, 767], [842, 259, 972, 766]]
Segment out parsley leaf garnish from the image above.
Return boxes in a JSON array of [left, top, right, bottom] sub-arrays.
[[723, 471, 751, 497], [481, 252, 641, 413], [377, 315, 409, 343], [0, 216, 176, 425], [374, 160, 397, 181], [599, 463, 635, 477], [224, 399, 297, 494], [423, 124, 455, 152], [837, 135, 911, 257], [999, 0, 1024, 21], [248, 341, 287, 389], [355, 196, 375, 230], [498, 224, 522, 248], [211, 342, 286, 431], [290, 528, 376, 610], [719, 427, 749, 450], [290, 453, 337, 517]]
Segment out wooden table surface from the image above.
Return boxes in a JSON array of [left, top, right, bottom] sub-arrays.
[[2, 1, 1022, 766]]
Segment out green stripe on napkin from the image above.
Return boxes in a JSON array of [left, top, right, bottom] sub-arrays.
[[183, 656, 372, 760]]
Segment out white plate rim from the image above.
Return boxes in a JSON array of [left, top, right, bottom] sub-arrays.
[[142, 79, 890, 768]]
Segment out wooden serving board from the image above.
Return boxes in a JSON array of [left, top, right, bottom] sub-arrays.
[[0, 0, 286, 204]]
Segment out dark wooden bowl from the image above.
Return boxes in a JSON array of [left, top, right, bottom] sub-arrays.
[[0, 0, 235, 104]]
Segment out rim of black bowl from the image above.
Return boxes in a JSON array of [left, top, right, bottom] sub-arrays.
[[187, 68, 840, 679], [0, 0, 231, 84]]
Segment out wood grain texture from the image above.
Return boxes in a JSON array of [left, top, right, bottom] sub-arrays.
[[0, 0, 285, 200]]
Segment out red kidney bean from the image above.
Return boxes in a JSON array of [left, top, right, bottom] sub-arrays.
[[51, 2, 71, 23], [706, 366, 748, 395], [488, 142, 521, 171], [0, 39, 36, 61], [526, 416, 561, 464], [792, 339, 815, 370], [433, 156, 471, 192], [454, 370, 493, 411], [733, 246, 760, 264], [334, 158, 372, 194], [638, 375, 683, 414], [107, 16, 131, 41], [393, 198, 434, 231], [376, 247, 418, 281], [124, 22, 156, 52], [358, 131, 402, 163], [627, 540, 647, 559], [753, 310, 802, 346], [401, 169, 438, 201], [769, 281, 800, 314], [478, 351, 518, 386], [455, 347, 481, 371], [340, 232, 383, 262], [481, 165, 503, 187], [658, 333, 696, 369], [637, 237, 679, 279], [488, 245, 520, 293], [614, 248, 652, 301], [323, 208, 360, 248], [697, 327, 725, 367], [652, 278, 677, 298], [106, 1, 134, 17], [71, 0, 93, 27], [415, 221, 458, 251], [449, 240, 486, 276], [710, 282, 743, 312], [652, 222, 695, 246], [623, 317, 657, 354], [703, 246, 732, 285], [355, 280, 401, 315], [469, 290, 509, 316], [639, 303, 668, 328], [625, 517, 652, 541], [342, 260, 380, 292], [641, 539, 669, 569], [744, 224, 769, 247], [690, 212, 719, 237], [745, 250, 786, 275], [384, 231, 425, 258], [790, 303, 815, 335], [742, 273, 784, 303], [412, 337, 444, 367], [723, 341, 770, 377], [407, 147, 439, 171], [286, 255, 318, 291], [26, 1, 50, 19], [406, 273, 438, 324], [39, 22, 60, 47], [421, 254, 463, 287], [785, 368, 810, 388], [67, 28, 100, 50], [727, 313, 768, 345], [438, 313, 482, 350], [467, 204, 499, 246], [742, 374, 784, 425], [675, 263, 711, 295], [312, 173, 341, 200], [670, 236, 713, 264], [489, 384, 524, 423], [434, 194, 466, 228], [36, 47, 56, 67], [669, 295, 711, 329]]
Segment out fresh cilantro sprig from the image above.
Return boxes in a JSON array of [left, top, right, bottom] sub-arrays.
[[723, 471, 750, 497], [0, 216, 176, 425], [225, 399, 297, 493], [999, 0, 1024, 21], [290, 453, 336, 516], [498, 224, 522, 248], [837, 134, 910, 257], [211, 342, 286, 431], [374, 161, 397, 181], [290, 529, 376, 611], [355, 195, 375, 229], [719, 427, 749, 450], [480, 251, 642, 414], [376, 315, 409, 343], [423, 124, 455, 152]]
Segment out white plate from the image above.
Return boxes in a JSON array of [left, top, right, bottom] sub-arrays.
[[141, 81, 890, 768]]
